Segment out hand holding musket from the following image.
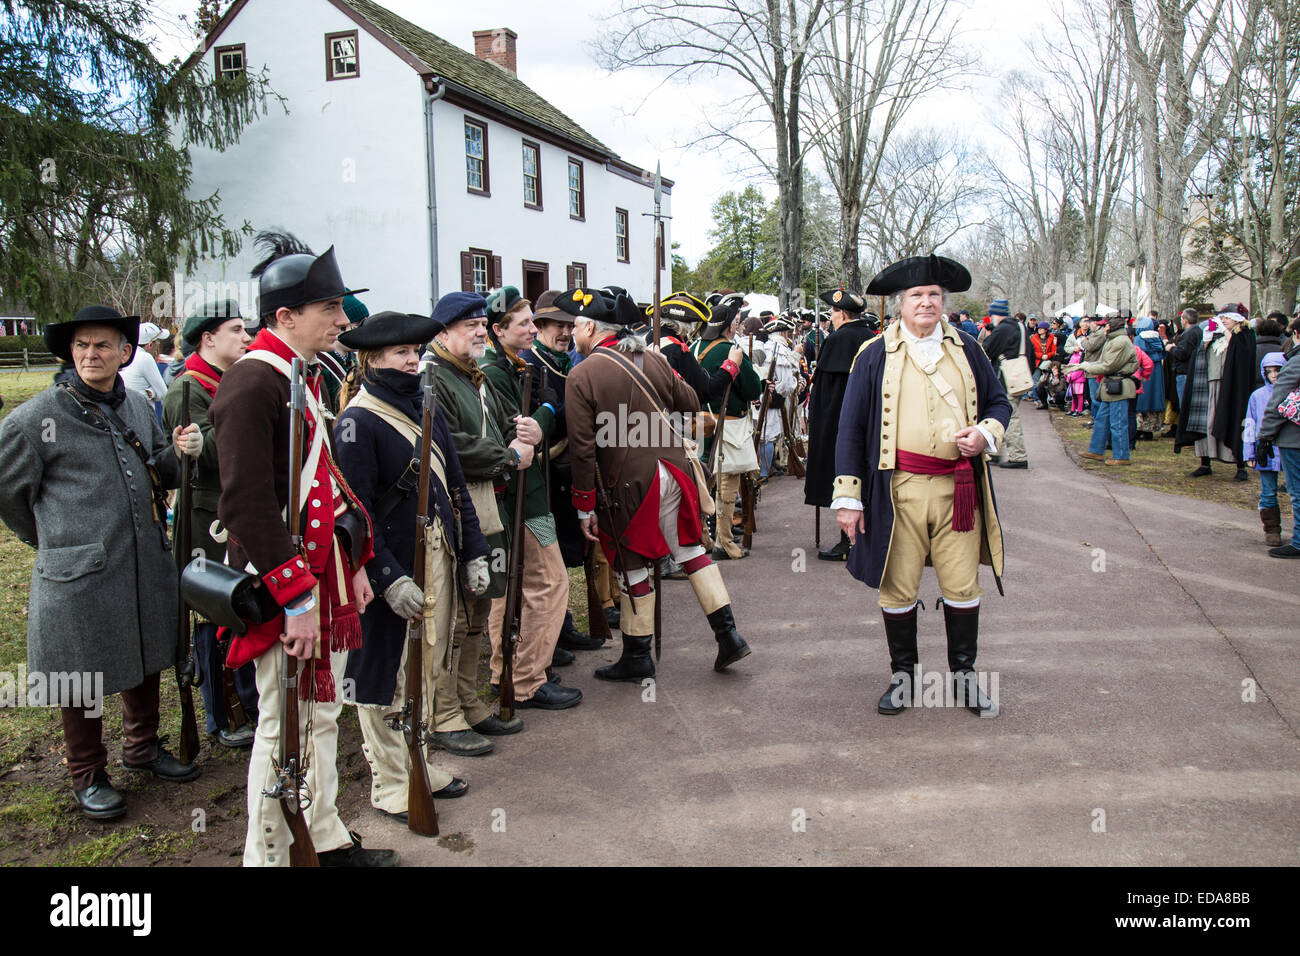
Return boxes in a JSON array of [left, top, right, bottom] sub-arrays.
[[499, 365, 533, 721], [388, 362, 440, 837], [174, 377, 201, 767], [263, 357, 318, 867]]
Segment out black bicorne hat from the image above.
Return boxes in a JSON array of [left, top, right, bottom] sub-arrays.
[[865, 254, 971, 296], [701, 292, 744, 341], [555, 288, 614, 322], [338, 311, 443, 351], [252, 230, 368, 318], [819, 288, 866, 313]]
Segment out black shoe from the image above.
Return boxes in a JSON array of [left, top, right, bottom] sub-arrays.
[[943, 603, 997, 716], [594, 634, 655, 682], [213, 724, 255, 749], [1268, 544, 1300, 558], [1189, 465, 1212, 477], [73, 769, 126, 820], [604, 606, 621, 631], [551, 645, 575, 667], [122, 745, 200, 782], [433, 776, 469, 799], [377, 807, 408, 824], [428, 729, 494, 756], [515, 681, 583, 710], [471, 714, 524, 736], [706, 605, 751, 672], [998, 460, 1028, 469], [818, 531, 850, 561], [557, 610, 605, 650], [318, 831, 400, 867], [711, 545, 749, 560], [1161, 428, 1176, 438], [1234, 468, 1249, 482], [878, 607, 918, 715]]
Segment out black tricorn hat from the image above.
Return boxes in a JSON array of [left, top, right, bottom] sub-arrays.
[[338, 311, 443, 351], [555, 288, 614, 323], [251, 230, 368, 318], [865, 254, 971, 296], [45, 305, 140, 363], [819, 288, 866, 313], [701, 292, 744, 341]]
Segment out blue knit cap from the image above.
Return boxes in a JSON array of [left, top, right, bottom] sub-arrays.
[[989, 299, 1010, 317]]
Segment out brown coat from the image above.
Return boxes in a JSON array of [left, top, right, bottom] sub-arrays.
[[566, 345, 701, 553]]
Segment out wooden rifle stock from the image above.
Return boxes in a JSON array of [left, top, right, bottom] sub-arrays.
[[174, 378, 200, 767], [741, 474, 756, 550], [584, 545, 612, 642], [499, 365, 533, 720], [781, 401, 806, 478], [278, 358, 318, 867], [399, 363, 440, 836]]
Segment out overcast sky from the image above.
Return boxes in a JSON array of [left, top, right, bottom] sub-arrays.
[[148, 0, 1054, 265]]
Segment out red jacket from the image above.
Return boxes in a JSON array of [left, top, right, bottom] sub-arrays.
[[1031, 333, 1057, 364]]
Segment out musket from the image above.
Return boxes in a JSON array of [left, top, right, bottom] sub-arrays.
[[174, 378, 200, 767], [652, 559, 662, 661], [267, 357, 318, 867], [596, 484, 638, 618], [741, 473, 756, 551], [499, 365, 533, 721], [387, 362, 440, 837], [780, 400, 806, 479], [584, 541, 613, 643]]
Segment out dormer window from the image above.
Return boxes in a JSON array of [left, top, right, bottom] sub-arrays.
[[215, 44, 245, 80]]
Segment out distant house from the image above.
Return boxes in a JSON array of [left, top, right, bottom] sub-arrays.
[[181, 0, 671, 313]]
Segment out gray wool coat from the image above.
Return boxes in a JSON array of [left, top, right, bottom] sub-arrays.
[[0, 383, 183, 696]]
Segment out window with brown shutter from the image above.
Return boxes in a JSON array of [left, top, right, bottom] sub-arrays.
[[462, 248, 495, 293], [570, 262, 587, 288]]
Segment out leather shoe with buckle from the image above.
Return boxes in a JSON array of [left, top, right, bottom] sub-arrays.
[[472, 714, 523, 736], [122, 745, 199, 782], [318, 831, 399, 867], [428, 729, 494, 756], [515, 681, 582, 710], [73, 769, 126, 820]]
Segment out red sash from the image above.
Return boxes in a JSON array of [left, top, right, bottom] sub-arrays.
[[895, 450, 977, 533]]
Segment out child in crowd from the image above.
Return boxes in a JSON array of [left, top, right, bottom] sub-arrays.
[[1065, 350, 1088, 416], [1243, 352, 1288, 547]]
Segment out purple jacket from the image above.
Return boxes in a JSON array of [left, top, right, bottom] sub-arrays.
[[1244, 384, 1281, 471]]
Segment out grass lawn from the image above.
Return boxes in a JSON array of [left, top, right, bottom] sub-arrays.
[[1047, 405, 1291, 519], [0, 370, 59, 422]]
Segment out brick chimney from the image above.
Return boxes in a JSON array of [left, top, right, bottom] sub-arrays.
[[472, 28, 517, 74]]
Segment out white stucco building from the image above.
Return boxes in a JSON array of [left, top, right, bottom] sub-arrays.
[[181, 0, 672, 313]]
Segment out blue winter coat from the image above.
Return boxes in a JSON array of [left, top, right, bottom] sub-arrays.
[[1134, 330, 1166, 413], [836, 322, 1012, 592], [336, 381, 491, 706]]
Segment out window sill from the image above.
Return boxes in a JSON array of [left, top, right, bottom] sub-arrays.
[[525, 203, 543, 212], [570, 214, 585, 222], [468, 188, 491, 198]]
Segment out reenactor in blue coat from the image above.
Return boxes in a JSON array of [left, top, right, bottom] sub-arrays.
[[334, 310, 493, 820], [834, 255, 1011, 718]]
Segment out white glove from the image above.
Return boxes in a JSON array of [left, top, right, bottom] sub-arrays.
[[172, 424, 202, 459], [464, 556, 490, 596], [384, 575, 424, 619]]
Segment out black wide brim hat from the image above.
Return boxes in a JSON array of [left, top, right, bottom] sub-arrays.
[[819, 288, 866, 313], [865, 254, 971, 296], [338, 311, 443, 351], [45, 305, 140, 363], [258, 246, 368, 317], [701, 292, 744, 340]]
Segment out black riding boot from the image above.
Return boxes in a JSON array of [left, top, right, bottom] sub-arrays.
[[877, 607, 919, 715], [706, 605, 751, 671], [594, 634, 654, 682], [943, 603, 997, 717]]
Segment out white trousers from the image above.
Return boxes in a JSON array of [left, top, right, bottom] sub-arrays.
[[244, 647, 352, 867], [624, 463, 707, 588]]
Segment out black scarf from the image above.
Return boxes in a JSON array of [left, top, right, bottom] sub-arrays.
[[71, 371, 127, 409], [364, 367, 421, 423]]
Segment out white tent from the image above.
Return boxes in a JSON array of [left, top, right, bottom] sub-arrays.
[[1057, 298, 1117, 317]]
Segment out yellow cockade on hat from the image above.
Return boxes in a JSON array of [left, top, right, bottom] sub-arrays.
[[582, 293, 593, 307], [572, 290, 584, 302]]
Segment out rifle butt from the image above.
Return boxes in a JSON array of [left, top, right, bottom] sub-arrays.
[[177, 687, 200, 766], [404, 625, 439, 836], [285, 814, 319, 867], [585, 549, 612, 642]]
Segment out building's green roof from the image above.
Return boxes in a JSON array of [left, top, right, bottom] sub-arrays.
[[341, 0, 611, 155]]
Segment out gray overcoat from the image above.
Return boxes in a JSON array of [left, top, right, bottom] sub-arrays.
[[0, 383, 182, 696]]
